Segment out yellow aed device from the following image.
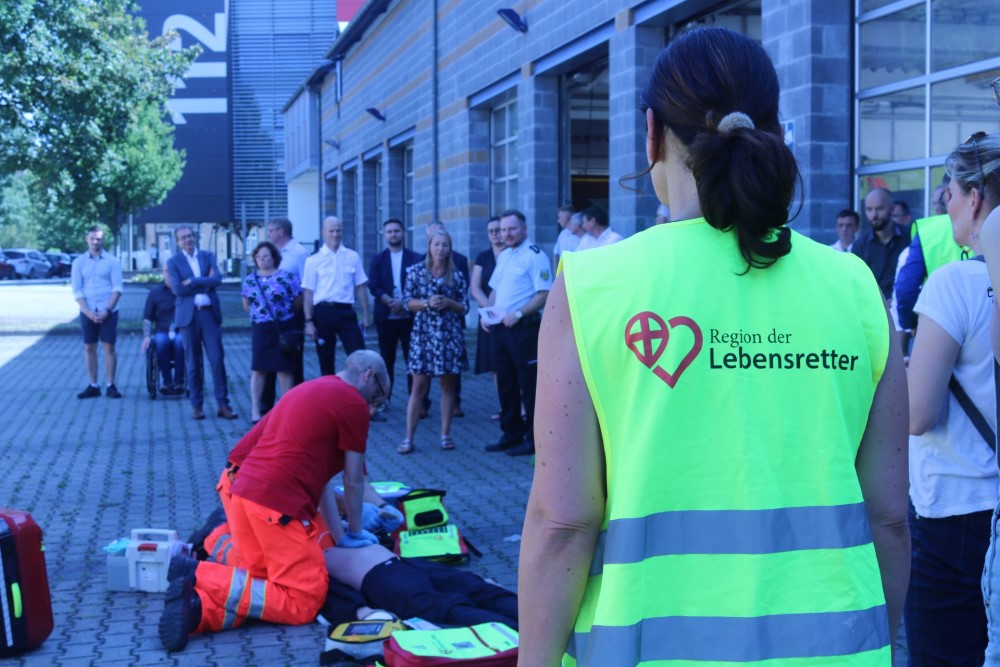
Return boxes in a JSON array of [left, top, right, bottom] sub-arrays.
[[328, 619, 407, 644]]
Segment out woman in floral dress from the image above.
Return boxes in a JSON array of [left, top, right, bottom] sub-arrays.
[[241, 241, 301, 423], [399, 230, 469, 453]]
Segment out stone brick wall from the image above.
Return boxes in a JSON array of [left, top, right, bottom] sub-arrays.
[[763, 0, 853, 242], [305, 0, 854, 256]]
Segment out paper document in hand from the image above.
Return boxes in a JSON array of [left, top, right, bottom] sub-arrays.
[[479, 307, 503, 325]]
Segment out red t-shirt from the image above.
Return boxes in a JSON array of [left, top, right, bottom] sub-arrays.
[[229, 376, 370, 520]]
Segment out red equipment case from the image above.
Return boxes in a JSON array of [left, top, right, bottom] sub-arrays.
[[0, 508, 53, 656]]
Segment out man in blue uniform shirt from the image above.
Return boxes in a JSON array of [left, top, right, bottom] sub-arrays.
[[482, 210, 553, 457]]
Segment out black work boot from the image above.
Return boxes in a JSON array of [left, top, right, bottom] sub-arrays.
[[158, 574, 202, 652], [167, 554, 199, 583]]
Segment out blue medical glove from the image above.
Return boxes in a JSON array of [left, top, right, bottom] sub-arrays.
[[337, 529, 378, 549], [377, 504, 404, 533], [361, 503, 382, 532]]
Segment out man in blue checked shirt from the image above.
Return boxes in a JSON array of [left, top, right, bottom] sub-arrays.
[[71, 225, 124, 399]]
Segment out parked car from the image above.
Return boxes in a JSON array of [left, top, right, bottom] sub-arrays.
[[4, 249, 52, 279], [45, 252, 72, 278], [0, 252, 14, 280]]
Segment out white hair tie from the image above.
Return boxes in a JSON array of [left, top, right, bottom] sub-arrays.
[[717, 112, 755, 134]]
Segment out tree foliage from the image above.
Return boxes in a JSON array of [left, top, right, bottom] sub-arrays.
[[0, 0, 198, 247], [0, 171, 41, 249]]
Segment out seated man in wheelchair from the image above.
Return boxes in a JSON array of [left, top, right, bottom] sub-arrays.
[[142, 266, 185, 395]]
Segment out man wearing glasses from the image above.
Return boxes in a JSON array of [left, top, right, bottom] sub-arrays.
[[892, 200, 913, 232], [159, 350, 390, 652]]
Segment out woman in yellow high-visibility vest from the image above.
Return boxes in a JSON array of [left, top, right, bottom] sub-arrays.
[[518, 27, 911, 667]]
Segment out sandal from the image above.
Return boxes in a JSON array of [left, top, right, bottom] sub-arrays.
[[440, 435, 456, 451], [397, 438, 414, 455]]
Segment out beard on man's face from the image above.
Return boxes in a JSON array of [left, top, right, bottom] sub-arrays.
[[870, 214, 890, 231]]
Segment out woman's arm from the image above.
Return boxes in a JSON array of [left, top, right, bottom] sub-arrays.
[[979, 205, 1000, 362], [856, 300, 910, 647], [470, 264, 489, 307], [404, 266, 429, 313], [518, 274, 605, 667], [907, 314, 960, 435], [443, 271, 469, 313]]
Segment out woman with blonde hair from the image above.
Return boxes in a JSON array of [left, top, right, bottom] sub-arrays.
[[398, 230, 469, 454]]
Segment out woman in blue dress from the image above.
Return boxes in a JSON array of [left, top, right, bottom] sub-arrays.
[[399, 230, 469, 453]]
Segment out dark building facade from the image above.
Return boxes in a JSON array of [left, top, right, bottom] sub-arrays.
[[282, 0, 1000, 266], [133, 0, 336, 267]]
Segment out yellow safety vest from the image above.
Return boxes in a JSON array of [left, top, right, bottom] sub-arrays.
[[560, 218, 890, 666], [911, 214, 969, 276]]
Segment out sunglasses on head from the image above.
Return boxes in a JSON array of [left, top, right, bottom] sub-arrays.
[[965, 131, 988, 186]]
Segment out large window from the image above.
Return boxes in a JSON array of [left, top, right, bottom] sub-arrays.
[[490, 99, 518, 214], [564, 60, 609, 211], [856, 0, 1000, 218]]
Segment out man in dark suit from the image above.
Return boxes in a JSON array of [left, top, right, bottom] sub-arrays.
[[368, 218, 420, 407], [167, 225, 237, 421]]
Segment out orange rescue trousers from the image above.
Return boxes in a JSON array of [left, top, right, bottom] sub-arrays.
[[207, 469, 334, 568], [192, 474, 332, 633]]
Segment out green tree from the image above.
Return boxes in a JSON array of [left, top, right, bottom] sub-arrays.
[[93, 102, 185, 240], [0, 171, 42, 248], [0, 0, 198, 245]]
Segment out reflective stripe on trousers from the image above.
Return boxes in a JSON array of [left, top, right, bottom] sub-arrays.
[[220, 568, 268, 630]]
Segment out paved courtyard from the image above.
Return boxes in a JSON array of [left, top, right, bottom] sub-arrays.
[[0, 281, 532, 665]]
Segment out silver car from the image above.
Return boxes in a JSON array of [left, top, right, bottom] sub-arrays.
[[4, 249, 52, 279]]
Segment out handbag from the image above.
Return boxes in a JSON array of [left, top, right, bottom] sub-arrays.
[[253, 274, 303, 356]]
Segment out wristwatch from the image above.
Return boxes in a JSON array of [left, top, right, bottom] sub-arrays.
[[515, 309, 524, 320]]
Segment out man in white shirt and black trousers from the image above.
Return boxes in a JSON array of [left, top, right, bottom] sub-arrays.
[[303, 216, 370, 376]]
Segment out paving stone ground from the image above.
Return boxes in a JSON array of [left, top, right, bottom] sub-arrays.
[[0, 282, 532, 665]]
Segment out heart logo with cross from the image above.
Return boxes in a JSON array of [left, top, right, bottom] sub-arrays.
[[623, 311, 703, 388]]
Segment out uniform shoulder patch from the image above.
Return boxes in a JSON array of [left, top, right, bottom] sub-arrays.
[[529, 244, 540, 253]]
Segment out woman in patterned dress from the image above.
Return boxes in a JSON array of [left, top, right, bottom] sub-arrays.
[[241, 241, 301, 423], [399, 230, 469, 453]]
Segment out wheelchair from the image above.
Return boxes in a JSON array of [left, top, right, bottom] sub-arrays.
[[145, 341, 187, 400]]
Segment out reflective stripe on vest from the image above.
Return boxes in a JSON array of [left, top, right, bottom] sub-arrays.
[[562, 221, 890, 667], [566, 606, 889, 665], [589, 502, 873, 577]]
